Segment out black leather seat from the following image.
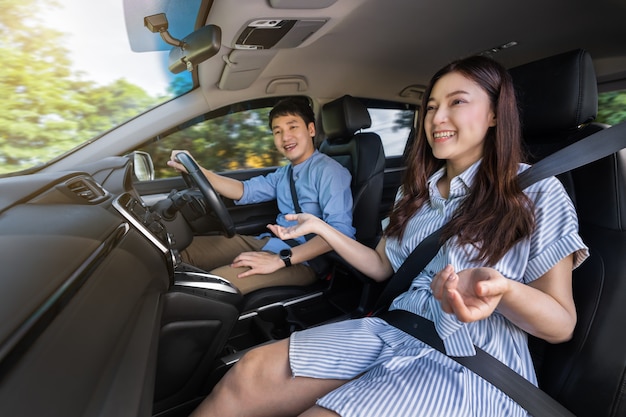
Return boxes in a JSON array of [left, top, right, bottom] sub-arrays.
[[319, 94, 385, 248], [510, 49, 626, 417]]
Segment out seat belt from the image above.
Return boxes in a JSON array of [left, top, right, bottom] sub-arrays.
[[287, 164, 303, 214], [286, 164, 315, 242], [285, 165, 329, 274], [380, 309, 576, 417], [374, 121, 626, 417]]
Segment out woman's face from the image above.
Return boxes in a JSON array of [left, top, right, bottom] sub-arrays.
[[424, 71, 497, 175]]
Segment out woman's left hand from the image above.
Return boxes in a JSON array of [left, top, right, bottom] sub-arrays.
[[431, 265, 511, 322], [267, 213, 321, 240]]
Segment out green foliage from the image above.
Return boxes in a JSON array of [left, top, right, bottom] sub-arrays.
[[144, 108, 285, 178], [0, 0, 163, 174], [597, 90, 626, 126]]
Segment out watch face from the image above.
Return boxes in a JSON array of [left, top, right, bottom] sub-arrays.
[[280, 249, 292, 266]]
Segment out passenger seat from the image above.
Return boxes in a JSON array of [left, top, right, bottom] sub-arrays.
[[510, 48, 626, 417]]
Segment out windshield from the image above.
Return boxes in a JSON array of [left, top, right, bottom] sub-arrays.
[[0, 0, 194, 175]]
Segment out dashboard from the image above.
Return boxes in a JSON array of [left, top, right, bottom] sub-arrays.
[[0, 156, 172, 416]]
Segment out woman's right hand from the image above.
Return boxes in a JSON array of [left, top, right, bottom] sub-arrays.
[[267, 213, 323, 240], [431, 265, 509, 323]]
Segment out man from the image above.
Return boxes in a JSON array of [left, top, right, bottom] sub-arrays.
[[168, 97, 355, 294]]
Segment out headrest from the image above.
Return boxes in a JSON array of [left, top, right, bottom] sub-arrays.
[[509, 49, 598, 140], [322, 95, 372, 141]]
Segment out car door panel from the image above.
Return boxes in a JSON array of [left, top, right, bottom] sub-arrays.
[[0, 172, 170, 417]]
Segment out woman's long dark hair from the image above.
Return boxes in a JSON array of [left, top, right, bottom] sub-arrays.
[[385, 56, 535, 265]]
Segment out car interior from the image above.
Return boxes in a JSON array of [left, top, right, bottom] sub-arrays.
[[1, 0, 626, 416]]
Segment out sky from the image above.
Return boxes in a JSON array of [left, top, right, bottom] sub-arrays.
[[42, 0, 171, 96]]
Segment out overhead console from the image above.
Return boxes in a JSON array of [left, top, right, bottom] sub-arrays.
[[219, 17, 327, 91], [234, 18, 327, 50]]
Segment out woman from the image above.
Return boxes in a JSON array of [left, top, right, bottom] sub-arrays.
[[190, 55, 589, 417]]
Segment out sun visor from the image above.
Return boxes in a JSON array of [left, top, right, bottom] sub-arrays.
[[218, 50, 277, 90], [233, 19, 327, 50]]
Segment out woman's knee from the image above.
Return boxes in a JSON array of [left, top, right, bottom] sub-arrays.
[[229, 340, 292, 387]]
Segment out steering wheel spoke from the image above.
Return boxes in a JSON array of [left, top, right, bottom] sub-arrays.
[[175, 152, 236, 237]]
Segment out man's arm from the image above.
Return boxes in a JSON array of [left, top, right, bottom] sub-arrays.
[[231, 235, 331, 278], [168, 150, 244, 200]]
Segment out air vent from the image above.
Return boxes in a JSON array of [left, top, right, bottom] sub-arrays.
[[66, 177, 108, 204]]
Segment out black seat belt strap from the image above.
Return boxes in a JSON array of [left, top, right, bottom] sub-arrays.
[[516, 122, 626, 189], [380, 310, 576, 417], [287, 164, 303, 214], [286, 164, 315, 243]]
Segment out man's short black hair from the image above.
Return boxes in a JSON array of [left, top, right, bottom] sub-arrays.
[[268, 97, 315, 130]]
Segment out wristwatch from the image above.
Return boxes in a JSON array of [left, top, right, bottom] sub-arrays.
[[279, 248, 292, 267]]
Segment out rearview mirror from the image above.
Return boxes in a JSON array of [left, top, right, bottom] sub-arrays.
[[168, 24, 222, 74], [144, 13, 222, 74]]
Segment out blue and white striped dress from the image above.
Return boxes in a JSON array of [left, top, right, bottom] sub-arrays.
[[289, 161, 589, 417]]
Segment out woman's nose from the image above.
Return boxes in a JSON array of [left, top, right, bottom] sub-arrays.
[[432, 106, 448, 124]]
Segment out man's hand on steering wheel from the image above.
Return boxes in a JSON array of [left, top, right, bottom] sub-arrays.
[[167, 151, 236, 237]]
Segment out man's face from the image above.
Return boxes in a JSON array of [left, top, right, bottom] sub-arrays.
[[271, 113, 316, 165]]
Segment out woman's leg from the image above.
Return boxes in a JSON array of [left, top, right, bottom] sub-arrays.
[[299, 405, 341, 417], [190, 339, 347, 417]]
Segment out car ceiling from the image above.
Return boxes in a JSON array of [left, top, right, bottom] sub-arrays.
[[126, 0, 626, 108]]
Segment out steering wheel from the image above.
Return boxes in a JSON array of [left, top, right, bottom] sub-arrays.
[[174, 152, 236, 237]]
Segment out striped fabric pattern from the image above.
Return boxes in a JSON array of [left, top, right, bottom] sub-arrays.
[[289, 161, 589, 416]]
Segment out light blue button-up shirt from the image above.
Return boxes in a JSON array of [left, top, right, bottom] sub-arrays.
[[236, 150, 356, 254]]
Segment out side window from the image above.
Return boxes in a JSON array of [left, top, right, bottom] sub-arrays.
[[358, 99, 416, 158], [597, 89, 626, 125], [140, 99, 291, 179], [364, 108, 415, 157]]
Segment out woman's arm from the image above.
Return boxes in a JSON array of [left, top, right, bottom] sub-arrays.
[[268, 213, 394, 282], [433, 254, 576, 343], [498, 254, 576, 343]]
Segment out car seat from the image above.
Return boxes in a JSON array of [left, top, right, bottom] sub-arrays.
[[510, 48, 626, 417], [319, 94, 385, 249]]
